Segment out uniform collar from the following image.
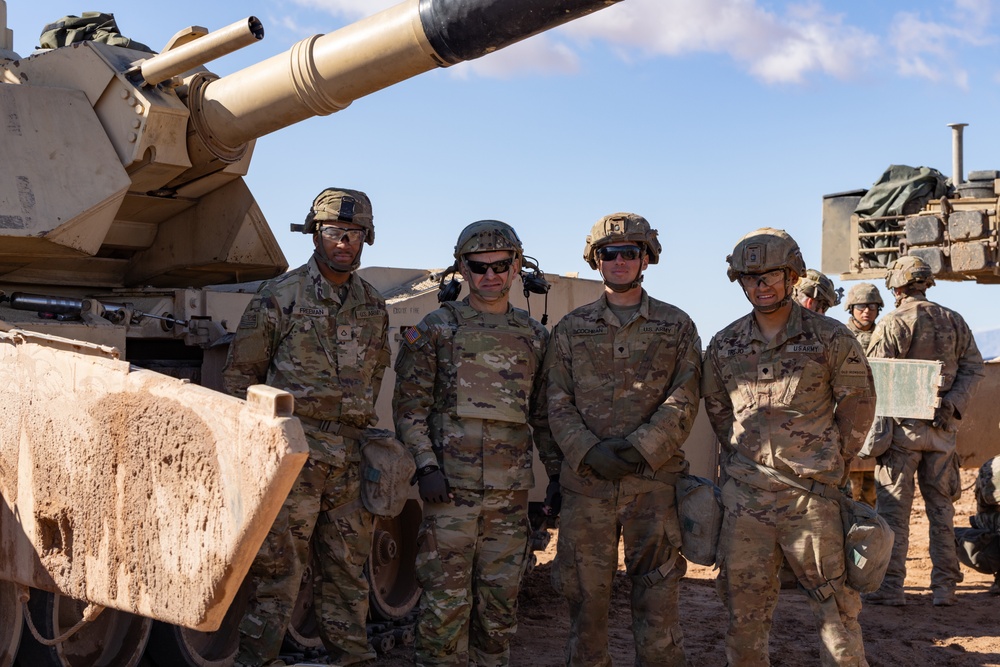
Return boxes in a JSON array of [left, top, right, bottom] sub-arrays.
[[597, 289, 649, 326], [744, 302, 804, 349], [307, 256, 360, 306]]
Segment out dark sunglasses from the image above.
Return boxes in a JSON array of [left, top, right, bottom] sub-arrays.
[[597, 245, 642, 262], [465, 258, 513, 275]]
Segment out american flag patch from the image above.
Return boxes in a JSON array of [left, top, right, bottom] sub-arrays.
[[404, 326, 422, 344]]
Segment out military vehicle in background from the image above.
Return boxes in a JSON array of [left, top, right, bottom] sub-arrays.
[[0, 0, 627, 665], [821, 122, 1000, 469]]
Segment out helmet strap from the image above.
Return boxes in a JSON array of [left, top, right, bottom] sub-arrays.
[[849, 315, 874, 331], [603, 272, 644, 293], [313, 235, 361, 275], [741, 270, 793, 314], [464, 259, 516, 303]]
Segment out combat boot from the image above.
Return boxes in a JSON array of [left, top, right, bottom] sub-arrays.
[[932, 587, 957, 607], [862, 588, 905, 606]]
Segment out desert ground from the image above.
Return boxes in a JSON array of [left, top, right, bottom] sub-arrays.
[[375, 467, 1000, 666]]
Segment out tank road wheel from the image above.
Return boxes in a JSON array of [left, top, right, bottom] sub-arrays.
[[18, 589, 151, 667], [367, 499, 422, 622], [0, 580, 22, 667], [283, 554, 323, 653], [145, 576, 253, 667]]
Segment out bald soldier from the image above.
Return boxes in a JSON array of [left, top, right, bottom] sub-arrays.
[[224, 188, 390, 667]]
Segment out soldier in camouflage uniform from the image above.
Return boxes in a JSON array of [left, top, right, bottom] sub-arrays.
[[224, 188, 390, 667], [843, 283, 884, 507], [703, 228, 875, 667], [865, 255, 984, 607], [393, 220, 556, 667], [793, 268, 843, 315], [544, 213, 701, 666], [954, 456, 1000, 596]]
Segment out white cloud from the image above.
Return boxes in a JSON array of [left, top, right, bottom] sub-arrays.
[[451, 37, 580, 79], [563, 0, 879, 84], [290, 0, 393, 19]]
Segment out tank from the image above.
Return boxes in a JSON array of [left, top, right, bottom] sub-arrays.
[[0, 1, 625, 665], [821, 122, 1000, 469]]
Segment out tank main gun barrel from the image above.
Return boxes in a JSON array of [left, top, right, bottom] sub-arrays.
[[134, 17, 264, 87], [191, 0, 622, 158]]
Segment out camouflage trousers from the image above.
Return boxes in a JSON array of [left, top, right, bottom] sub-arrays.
[[414, 488, 529, 667], [718, 478, 867, 667], [236, 456, 376, 667], [875, 423, 962, 595], [553, 485, 686, 667]]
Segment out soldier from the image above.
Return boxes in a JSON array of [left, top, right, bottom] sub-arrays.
[[955, 456, 1000, 596], [224, 188, 390, 667], [544, 213, 701, 666], [393, 220, 556, 667], [793, 268, 843, 315], [703, 228, 875, 666], [865, 255, 985, 607], [843, 282, 883, 354], [843, 282, 884, 507]]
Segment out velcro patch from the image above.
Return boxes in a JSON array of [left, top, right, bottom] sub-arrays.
[[572, 326, 608, 336], [356, 308, 385, 319], [721, 346, 748, 358], [640, 323, 675, 334], [238, 311, 259, 329], [788, 344, 823, 353], [295, 306, 328, 317]]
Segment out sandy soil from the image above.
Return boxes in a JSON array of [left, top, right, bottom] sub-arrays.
[[376, 467, 1000, 666]]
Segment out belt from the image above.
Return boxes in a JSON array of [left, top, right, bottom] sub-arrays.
[[296, 416, 365, 442]]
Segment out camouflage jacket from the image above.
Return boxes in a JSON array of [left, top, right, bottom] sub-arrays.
[[544, 291, 702, 499], [868, 293, 984, 422], [392, 298, 555, 491], [703, 303, 876, 489], [222, 258, 390, 463], [846, 317, 875, 354]]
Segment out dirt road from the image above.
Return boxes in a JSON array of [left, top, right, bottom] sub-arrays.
[[378, 468, 1000, 666]]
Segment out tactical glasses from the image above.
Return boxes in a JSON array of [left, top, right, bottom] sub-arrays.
[[738, 269, 785, 289], [597, 245, 642, 262], [853, 304, 880, 312], [465, 258, 513, 275], [319, 225, 366, 244]]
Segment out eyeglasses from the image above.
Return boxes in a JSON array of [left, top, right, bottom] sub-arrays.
[[853, 304, 880, 312], [738, 269, 785, 289], [319, 225, 366, 244], [465, 258, 513, 275], [597, 245, 642, 262]]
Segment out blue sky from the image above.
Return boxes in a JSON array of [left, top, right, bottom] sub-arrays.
[[7, 0, 1000, 342]]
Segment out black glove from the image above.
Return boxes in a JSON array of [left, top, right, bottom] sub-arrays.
[[932, 399, 957, 432], [583, 440, 637, 481], [417, 465, 451, 504], [616, 444, 646, 468], [543, 475, 562, 517]]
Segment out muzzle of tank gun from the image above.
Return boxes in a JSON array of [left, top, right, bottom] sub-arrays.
[[128, 16, 264, 88]]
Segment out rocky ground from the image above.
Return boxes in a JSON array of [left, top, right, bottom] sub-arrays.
[[376, 467, 1000, 666]]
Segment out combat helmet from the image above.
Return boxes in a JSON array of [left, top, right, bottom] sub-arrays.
[[453, 220, 523, 260], [843, 282, 884, 311], [726, 227, 806, 282], [583, 213, 661, 269], [794, 269, 843, 311], [885, 255, 934, 290], [300, 187, 375, 243]]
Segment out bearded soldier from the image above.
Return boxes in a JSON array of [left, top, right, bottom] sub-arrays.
[[393, 221, 556, 667], [224, 188, 390, 667], [545, 213, 701, 666], [703, 227, 875, 666]]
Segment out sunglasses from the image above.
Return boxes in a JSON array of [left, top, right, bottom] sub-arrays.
[[853, 304, 880, 312], [465, 258, 513, 275], [319, 225, 366, 244], [738, 269, 785, 289], [597, 245, 642, 262]]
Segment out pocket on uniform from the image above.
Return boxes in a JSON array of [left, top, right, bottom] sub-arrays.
[[414, 517, 444, 587], [943, 452, 962, 501], [551, 536, 583, 604], [783, 359, 827, 407]]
